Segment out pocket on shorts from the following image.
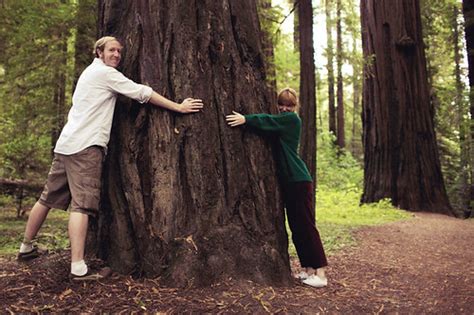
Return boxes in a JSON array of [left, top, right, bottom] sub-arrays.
[[73, 147, 104, 175], [79, 177, 101, 211]]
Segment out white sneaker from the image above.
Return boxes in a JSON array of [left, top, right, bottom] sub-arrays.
[[302, 275, 328, 288], [294, 271, 310, 280]]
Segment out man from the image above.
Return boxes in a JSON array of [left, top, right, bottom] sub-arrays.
[[18, 36, 204, 280]]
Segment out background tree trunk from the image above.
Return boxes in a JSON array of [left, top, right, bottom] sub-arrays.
[[360, 0, 453, 214], [462, 0, 474, 216], [51, 31, 67, 157], [74, 0, 97, 88], [336, 0, 345, 149], [293, 0, 299, 53], [325, 0, 337, 137], [452, 4, 470, 214], [297, 0, 317, 207], [350, 37, 362, 158], [95, 0, 291, 287], [257, 0, 277, 103]]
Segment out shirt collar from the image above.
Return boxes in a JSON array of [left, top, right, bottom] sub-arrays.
[[93, 58, 106, 66]]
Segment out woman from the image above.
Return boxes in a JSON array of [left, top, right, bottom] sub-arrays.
[[226, 88, 328, 288]]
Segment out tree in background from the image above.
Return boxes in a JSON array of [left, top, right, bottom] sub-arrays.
[[298, 0, 317, 195], [335, 0, 345, 149], [0, 1, 76, 182], [274, 30, 300, 92], [452, 3, 470, 214], [325, 0, 337, 138], [421, 0, 471, 216], [344, 0, 363, 160], [96, 0, 291, 286], [51, 21, 68, 155], [360, 0, 453, 214], [74, 0, 97, 86], [257, 0, 279, 103], [462, 0, 474, 215], [292, 0, 299, 52]]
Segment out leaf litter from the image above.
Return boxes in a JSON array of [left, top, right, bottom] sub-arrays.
[[1, 212, 473, 313]]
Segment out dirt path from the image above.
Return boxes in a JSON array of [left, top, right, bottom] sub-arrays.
[[1, 213, 473, 313]]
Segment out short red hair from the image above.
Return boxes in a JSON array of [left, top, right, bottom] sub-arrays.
[[277, 87, 298, 107]]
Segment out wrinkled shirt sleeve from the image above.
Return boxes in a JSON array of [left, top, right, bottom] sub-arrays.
[[105, 68, 153, 103]]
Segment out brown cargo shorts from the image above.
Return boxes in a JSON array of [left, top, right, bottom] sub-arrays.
[[38, 146, 104, 217]]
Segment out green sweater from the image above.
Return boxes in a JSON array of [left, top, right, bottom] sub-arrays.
[[244, 112, 312, 183]]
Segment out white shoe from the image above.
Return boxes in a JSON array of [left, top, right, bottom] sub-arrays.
[[302, 275, 328, 288], [294, 271, 310, 280]]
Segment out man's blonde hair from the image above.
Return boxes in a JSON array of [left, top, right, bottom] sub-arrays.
[[277, 87, 298, 108], [93, 36, 121, 57]]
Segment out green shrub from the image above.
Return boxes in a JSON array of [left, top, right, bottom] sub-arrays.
[[317, 131, 363, 192]]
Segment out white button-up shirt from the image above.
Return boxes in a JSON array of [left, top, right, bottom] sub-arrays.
[[54, 58, 153, 155]]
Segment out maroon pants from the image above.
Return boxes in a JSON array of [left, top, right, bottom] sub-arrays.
[[282, 181, 328, 269]]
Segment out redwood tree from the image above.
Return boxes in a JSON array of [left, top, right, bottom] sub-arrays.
[[462, 0, 474, 215], [95, 0, 291, 286], [360, 0, 453, 214], [453, 4, 470, 213], [336, 0, 345, 149], [298, 0, 317, 188], [325, 0, 337, 137]]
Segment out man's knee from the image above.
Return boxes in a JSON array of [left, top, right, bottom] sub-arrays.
[[70, 208, 96, 218]]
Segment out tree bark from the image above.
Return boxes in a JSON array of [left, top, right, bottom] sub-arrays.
[[462, 0, 474, 216], [257, 0, 277, 103], [350, 37, 361, 158], [336, 0, 345, 149], [96, 0, 291, 287], [298, 0, 317, 207], [360, 0, 453, 214], [453, 4, 470, 213], [325, 0, 336, 137], [293, 0, 299, 53]]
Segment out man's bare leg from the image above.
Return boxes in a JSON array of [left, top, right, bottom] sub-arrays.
[[18, 201, 51, 260], [23, 201, 51, 241], [69, 212, 89, 275], [68, 211, 89, 275]]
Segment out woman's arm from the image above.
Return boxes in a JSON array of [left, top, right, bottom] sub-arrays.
[[226, 111, 296, 131], [226, 111, 246, 126]]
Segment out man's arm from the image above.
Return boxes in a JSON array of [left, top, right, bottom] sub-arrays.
[[148, 91, 203, 114], [103, 69, 203, 113]]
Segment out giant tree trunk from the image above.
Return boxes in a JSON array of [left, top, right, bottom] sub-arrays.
[[298, 0, 317, 189], [360, 0, 453, 214], [326, 0, 337, 137], [462, 0, 474, 215], [96, 0, 291, 287]]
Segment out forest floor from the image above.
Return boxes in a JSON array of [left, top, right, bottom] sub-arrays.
[[1, 212, 473, 314]]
